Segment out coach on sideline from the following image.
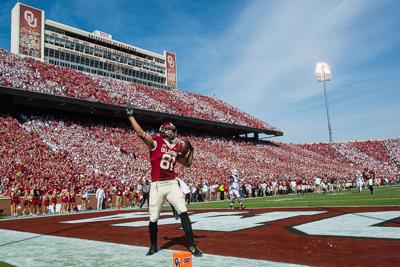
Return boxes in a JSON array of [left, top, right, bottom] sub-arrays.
[[96, 185, 105, 210]]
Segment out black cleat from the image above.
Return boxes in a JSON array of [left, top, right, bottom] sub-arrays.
[[188, 243, 203, 257], [146, 246, 158, 256]]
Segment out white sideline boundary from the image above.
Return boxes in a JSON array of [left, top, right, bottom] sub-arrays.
[[0, 229, 306, 267]]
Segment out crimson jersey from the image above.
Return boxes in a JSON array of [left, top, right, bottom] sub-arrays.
[[150, 134, 180, 181]]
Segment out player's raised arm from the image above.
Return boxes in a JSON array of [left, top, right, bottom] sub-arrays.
[[126, 108, 155, 150]]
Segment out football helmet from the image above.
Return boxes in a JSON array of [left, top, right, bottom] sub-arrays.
[[159, 122, 177, 141]]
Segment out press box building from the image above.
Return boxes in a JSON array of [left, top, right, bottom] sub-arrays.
[[10, 2, 177, 90]]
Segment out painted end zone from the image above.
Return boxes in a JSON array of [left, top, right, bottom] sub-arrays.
[[0, 207, 399, 267]]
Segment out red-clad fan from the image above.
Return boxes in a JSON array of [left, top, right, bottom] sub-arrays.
[[106, 190, 113, 209], [32, 185, 42, 216], [10, 187, 20, 217], [80, 188, 88, 211], [42, 193, 50, 215], [69, 191, 76, 212], [60, 190, 69, 214], [296, 176, 304, 195], [133, 188, 141, 207], [50, 190, 57, 213], [22, 191, 31, 216], [124, 187, 132, 208], [115, 186, 123, 211]]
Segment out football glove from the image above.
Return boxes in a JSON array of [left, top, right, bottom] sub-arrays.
[[126, 108, 134, 116]]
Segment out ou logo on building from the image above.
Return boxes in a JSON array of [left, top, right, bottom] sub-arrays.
[[167, 55, 175, 68], [24, 10, 38, 28]]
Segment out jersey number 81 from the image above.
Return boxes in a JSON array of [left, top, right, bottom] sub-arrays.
[[160, 154, 176, 171]]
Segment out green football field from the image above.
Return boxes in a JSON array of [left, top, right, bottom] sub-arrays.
[[0, 262, 15, 267], [186, 185, 400, 209]]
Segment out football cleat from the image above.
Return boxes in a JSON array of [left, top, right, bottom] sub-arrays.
[[146, 245, 158, 256], [189, 242, 203, 257], [241, 204, 245, 210]]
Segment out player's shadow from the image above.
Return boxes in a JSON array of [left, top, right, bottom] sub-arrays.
[[160, 234, 206, 250]]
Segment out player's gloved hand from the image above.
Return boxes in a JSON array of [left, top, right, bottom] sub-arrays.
[[186, 140, 194, 152], [126, 107, 134, 116]]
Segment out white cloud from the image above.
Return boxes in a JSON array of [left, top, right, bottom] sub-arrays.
[[185, 0, 400, 142]]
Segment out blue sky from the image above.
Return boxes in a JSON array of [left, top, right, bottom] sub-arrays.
[[1, 0, 399, 143]]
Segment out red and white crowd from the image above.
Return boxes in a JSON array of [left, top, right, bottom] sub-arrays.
[[0, 49, 277, 131], [1, 49, 399, 217], [1, 113, 399, 217]]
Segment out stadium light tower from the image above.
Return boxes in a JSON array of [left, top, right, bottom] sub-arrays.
[[315, 62, 333, 142]]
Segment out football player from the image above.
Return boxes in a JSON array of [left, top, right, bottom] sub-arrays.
[[127, 108, 202, 257], [363, 167, 375, 195], [355, 170, 364, 192], [171, 177, 191, 220], [229, 169, 245, 209]]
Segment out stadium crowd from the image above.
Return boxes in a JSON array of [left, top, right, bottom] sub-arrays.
[[0, 48, 399, 216], [0, 49, 276, 131], [1, 113, 399, 217]]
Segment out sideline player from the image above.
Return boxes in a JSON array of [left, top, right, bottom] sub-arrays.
[[355, 170, 364, 192], [127, 108, 202, 257], [229, 169, 245, 209], [171, 177, 191, 219], [363, 167, 375, 195]]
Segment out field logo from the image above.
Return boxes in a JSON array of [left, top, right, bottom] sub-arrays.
[[111, 211, 325, 231], [294, 211, 400, 239], [62, 210, 400, 239]]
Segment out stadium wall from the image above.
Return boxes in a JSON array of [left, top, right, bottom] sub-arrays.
[[0, 198, 11, 216], [0, 194, 120, 216]]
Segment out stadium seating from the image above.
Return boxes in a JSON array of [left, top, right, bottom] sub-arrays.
[[0, 49, 276, 131], [1, 113, 398, 200], [1, 48, 399, 206], [384, 138, 400, 166]]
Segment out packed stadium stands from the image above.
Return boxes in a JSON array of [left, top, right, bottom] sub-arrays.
[[0, 49, 276, 131], [1, 113, 399, 200], [1, 49, 399, 216]]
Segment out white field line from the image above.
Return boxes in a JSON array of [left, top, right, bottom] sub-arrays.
[[0, 229, 306, 267], [190, 187, 400, 205], [286, 197, 400, 202]]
